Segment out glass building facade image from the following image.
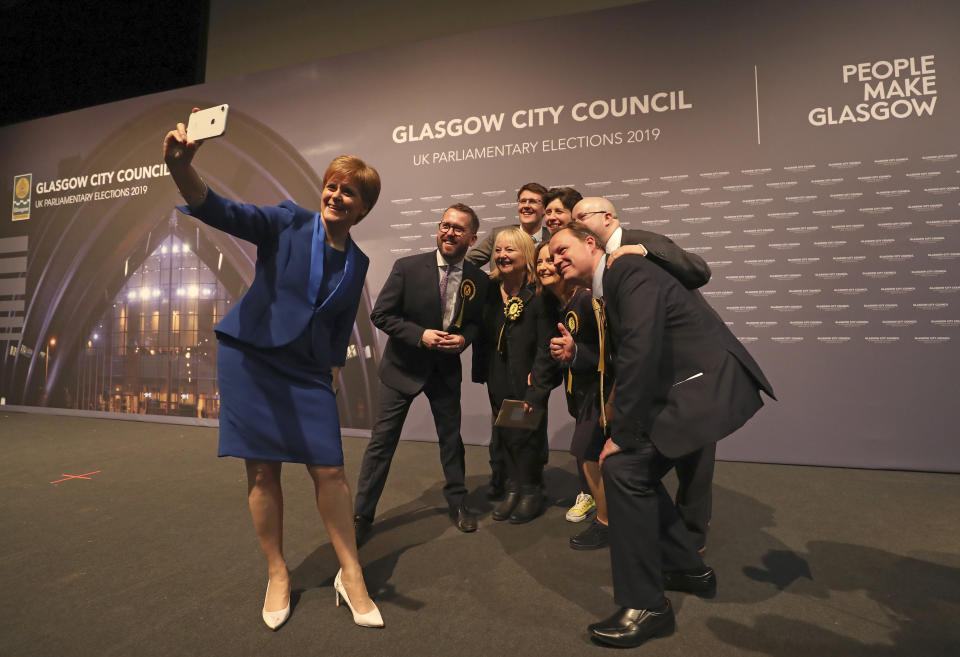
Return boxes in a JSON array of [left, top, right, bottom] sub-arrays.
[[78, 233, 231, 417]]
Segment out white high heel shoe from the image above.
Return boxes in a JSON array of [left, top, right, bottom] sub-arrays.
[[334, 569, 384, 628], [261, 579, 291, 631]]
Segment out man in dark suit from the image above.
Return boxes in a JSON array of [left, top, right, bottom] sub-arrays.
[[574, 196, 715, 551], [465, 182, 550, 268], [354, 203, 488, 542], [549, 223, 774, 648]]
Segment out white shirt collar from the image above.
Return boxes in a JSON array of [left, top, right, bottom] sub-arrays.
[[591, 254, 607, 298], [436, 249, 462, 270], [604, 226, 623, 253], [519, 221, 544, 243]]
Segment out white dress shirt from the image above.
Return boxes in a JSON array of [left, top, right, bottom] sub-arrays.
[[604, 226, 623, 253], [592, 254, 608, 299]]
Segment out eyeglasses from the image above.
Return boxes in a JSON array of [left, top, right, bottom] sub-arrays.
[[518, 197, 543, 206], [576, 211, 608, 221], [438, 222, 468, 236]]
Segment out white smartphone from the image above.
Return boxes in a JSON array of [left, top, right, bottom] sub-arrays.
[[187, 104, 229, 141]]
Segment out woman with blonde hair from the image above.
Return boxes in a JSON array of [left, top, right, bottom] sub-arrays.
[[473, 228, 555, 523]]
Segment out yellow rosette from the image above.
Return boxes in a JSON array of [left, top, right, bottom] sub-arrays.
[[564, 310, 580, 393], [504, 296, 524, 321], [451, 278, 476, 329], [498, 295, 524, 353]]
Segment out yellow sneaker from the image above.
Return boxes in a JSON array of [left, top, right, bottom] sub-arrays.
[[565, 492, 596, 522]]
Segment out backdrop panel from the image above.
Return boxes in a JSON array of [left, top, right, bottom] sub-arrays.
[[1, 0, 957, 471]]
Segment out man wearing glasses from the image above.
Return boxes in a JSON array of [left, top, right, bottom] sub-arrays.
[[465, 182, 550, 267], [573, 197, 712, 290], [354, 204, 488, 542]]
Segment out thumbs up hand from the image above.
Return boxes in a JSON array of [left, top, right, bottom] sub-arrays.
[[549, 322, 576, 363]]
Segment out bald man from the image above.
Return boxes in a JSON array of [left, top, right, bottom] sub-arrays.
[[572, 197, 711, 290]]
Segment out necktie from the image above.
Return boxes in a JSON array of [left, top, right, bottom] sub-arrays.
[[439, 264, 451, 324], [592, 297, 608, 432]]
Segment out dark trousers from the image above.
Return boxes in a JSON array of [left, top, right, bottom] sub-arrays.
[[603, 437, 705, 609], [490, 424, 547, 487], [488, 395, 546, 487], [673, 442, 715, 550], [488, 427, 505, 488], [354, 377, 467, 521], [489, 422, 548, 490], [488, 417, 549, 487]]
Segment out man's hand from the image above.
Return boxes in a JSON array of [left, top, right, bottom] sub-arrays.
[[598, 438, 623, 469], [607, 243, 648, 268], [436, 332, 465, 352], [549, 322, 575, 363], [421, 329, 451, 349]]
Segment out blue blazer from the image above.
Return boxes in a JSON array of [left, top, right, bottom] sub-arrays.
[[178, 188, 369, 366]]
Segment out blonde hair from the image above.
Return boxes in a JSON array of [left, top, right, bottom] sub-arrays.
[[490, 226, 536, 285]]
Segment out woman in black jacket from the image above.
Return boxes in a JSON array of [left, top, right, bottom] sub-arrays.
[[473, 227, 555, 523]]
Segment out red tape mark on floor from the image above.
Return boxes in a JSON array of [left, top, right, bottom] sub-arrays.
[[50, 470, 101, 484]]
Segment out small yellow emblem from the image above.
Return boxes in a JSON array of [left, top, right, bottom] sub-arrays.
[[460, 278, 476, 301], [504, 296, 524, 321]]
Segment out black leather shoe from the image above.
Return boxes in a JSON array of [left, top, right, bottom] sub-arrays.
[[354, 515, 372, 547], [450, 504, 478, 533], [663, 566, 717, 598], [508, 486, 544, 524], [587, 602, 675, 648], [569, 519, 609, 550], [491, 488, 520, 521]]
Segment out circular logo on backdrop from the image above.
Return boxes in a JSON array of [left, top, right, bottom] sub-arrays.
[[15, 177, 30, 199]]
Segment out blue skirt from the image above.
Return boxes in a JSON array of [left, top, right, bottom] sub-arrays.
[[216, 321, 343, 466]]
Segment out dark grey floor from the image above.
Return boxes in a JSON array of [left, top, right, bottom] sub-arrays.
[[1, 411, 958, 657]]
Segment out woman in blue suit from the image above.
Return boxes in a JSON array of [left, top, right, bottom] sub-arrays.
[[163, 112, 383, 630]]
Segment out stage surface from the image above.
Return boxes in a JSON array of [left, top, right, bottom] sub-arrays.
[[1, 411, 957, 656]]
